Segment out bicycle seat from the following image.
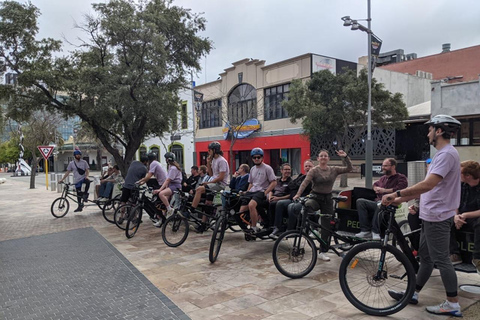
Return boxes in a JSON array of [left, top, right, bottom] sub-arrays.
[[333, 195, 348, 202]]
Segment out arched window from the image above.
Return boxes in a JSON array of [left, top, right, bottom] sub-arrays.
[[150, 146, 160, 161], [139, 146, 147, 160], [228, 84, 257, 125], [170, 144, 184, 169]]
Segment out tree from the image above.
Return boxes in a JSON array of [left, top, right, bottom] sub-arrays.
[[8, 110, 62, 188], [0, 139, 19, 164], [0, 0, 211, 176], [283, 68, 408, 186]]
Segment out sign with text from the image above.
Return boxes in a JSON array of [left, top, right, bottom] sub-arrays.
[[37, 146, 54, 160]]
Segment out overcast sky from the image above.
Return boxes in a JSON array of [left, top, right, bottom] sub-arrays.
[[33, 0, 480, 85]]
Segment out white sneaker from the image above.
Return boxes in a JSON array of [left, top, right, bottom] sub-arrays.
[[355, 231, 372, 239], [372, 232, 381, 240], [167, 207, 174, 216], [153, 220, 163, 228], [318, 252, 330, 261]]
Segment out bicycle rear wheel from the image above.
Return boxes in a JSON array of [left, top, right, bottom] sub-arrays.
[[51, 197, 70, 218], [339, 241, 416, 316], [114, 204, 134, 230], [125, 205, 143, 239], [209, 214, 228, 263], [272, 230, 317, 279], [162, 213, 189, 247]]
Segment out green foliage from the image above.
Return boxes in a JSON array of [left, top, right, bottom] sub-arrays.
[[283, 68, 408, 151], [0, 139, 19, 163], [0, 0, 211, 174]]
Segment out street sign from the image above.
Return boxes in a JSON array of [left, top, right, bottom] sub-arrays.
[[37, 146, 54, 160]]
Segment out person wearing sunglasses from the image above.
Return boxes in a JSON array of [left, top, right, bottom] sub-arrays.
[[238, 147, 277, 234]]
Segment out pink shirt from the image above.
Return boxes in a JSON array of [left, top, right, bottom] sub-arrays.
[[248, 163, 277, 193], [211, 155, 229, 186], [420, 144, 461, 222]]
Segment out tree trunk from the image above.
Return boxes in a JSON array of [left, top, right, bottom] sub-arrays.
[[96, 147, 102, 171], [339, 173, 348, 188], [29, 156, 38, 189]]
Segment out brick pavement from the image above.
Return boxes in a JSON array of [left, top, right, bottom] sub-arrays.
[[1, 173, 479, 320]]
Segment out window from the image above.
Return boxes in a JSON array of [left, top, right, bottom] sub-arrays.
[[139, 146, 147, 159], [150, 147, 160, 161], [228, 84, 257, 125], [199, 99, 221, 129], [181, 101, 188, 129], [451, 118, 480, 146], [264, 83, 290, 121], [170, 145, 184, 169]]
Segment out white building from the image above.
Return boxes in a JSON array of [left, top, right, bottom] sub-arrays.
[[141, 89, 195, 171]]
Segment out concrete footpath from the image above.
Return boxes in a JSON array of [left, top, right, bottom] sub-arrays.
[[1, 172, 479, 320]]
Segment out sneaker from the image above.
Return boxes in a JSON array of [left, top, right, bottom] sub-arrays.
[[355, 231, 372, 239], [318, 252, 330, 261], [269, 227, 281, 239], [388, 289, 418, 305], [473, 258, 480, 275], [450, 254, 463, 265], [74, 206, 83, 212], [166, 207, 175, 217], [153, 220, 163, 228], [372, 232, 381, 240], [426, 300, 462, 317]]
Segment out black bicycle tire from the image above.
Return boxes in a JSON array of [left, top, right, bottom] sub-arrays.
[[102, 198, 121, 223], [125, 205, 143, 239], [114, 203, 134, 230], [51, 197, 70, 218], [272, 230, 318, 279], [339, 241, 416, 316], [162, 213, 189, 247], [209, 214, 228, 263]]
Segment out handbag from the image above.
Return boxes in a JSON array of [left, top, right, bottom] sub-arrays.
[[74, 161, 86, 175]]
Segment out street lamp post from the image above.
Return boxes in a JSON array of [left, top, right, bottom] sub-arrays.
[[341, 0, 373, 188]]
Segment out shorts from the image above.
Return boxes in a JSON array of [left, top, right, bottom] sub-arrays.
[[120, 187, 133, 203], [240, 191, 266, 206], [205, 182, 226, 201]]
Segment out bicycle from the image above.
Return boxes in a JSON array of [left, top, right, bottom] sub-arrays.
[[338, 204, 418, 316], [209, 190, 244, 263], [272, 194, 361, 278], [161, 190, 220, 247], [112, 184, 144, 230], [51, 181, 103, 218], [124, 187, 167, 239]]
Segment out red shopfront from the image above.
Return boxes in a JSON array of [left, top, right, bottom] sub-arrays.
[[195, 133, 311, 176]]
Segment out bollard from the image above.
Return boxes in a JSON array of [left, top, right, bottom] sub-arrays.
[[50, 173, 56, 192], [56, 174, 63, 193]]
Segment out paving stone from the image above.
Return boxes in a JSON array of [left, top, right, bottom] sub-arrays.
[[0, 228, 187, 320]]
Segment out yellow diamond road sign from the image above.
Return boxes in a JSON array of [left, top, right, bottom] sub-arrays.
[[37, 146, 54, 160]]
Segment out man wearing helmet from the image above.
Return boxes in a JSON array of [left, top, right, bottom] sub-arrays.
[[239, 147, 277, 234], [382, 115, 462, 317], [137, 152, 167, 189], [182, 141, 229, 233], [59, 149, 90, 212]]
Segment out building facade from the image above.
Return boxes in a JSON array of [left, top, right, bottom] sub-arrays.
[[141, 89, 195, 171], [194, 54, 356, 175]]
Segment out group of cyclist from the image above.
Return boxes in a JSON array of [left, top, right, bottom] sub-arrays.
[[59, 114, 479, 318]]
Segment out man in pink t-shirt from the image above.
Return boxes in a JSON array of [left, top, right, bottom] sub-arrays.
[[382, 115, 462, 317], [181, 141, 229, 233], [137, 152, 167, 189], [239, 147, 277, 234]]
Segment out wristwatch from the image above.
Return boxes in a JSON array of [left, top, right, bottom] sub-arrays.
[[396, 190, 402, 197]]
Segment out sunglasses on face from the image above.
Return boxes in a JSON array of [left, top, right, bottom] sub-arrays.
[[252, 156, 262, 160]]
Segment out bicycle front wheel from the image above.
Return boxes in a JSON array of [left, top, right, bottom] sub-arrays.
[[272, 230, 317, 279], [339, 242, 416, 316], [102, 197, 121, 223], [114, 204, 134, 230], [51, 197, 70, 218], [209, 214, 228, 263], [125, 205, 143, 239], [162, 213, 189, 247]]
